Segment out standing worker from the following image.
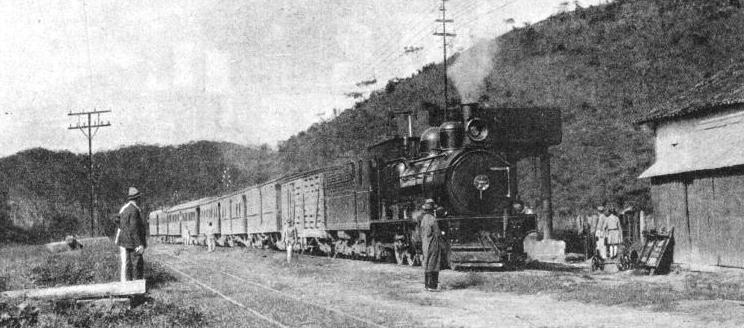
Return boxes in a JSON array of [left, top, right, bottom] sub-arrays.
[[283, 218, 298, 263], [182, 226, 190, 246], [206, 222, 217, 252], [603, 206, 623, 258], [420, 199, 442, 292], [594, 205, 609, 260], [115, 187, 146, 282]]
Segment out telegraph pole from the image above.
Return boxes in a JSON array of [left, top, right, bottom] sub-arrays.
[[434, 0, 456, 118], [68, 110, 111, 236]]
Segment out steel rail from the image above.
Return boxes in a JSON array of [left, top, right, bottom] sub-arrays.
[[153, 250, 390, 328], [156, 258, 289, 328]]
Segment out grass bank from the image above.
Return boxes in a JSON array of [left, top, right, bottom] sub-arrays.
[[443, 269, 744, 312], [0, 240, 205, 328]]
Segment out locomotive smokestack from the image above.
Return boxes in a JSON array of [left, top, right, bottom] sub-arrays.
[[461, 103, 477, 124], [461, 103, 489, 143]]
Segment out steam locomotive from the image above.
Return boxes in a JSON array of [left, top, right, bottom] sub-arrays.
[[149, 103, 561, 269]]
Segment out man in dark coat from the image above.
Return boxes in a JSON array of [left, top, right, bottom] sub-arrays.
[[421, 199, 442, 291], [115, 187, 146, 281]]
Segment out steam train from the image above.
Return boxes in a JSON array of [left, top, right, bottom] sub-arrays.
[[149, 103, 561, 269]]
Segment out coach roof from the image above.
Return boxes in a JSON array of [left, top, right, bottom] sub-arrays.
[[168, 196, 218, 212]]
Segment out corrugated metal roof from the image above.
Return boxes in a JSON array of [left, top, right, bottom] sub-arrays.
[[638, 61, 744, 124], [639, 128, 744, 178]]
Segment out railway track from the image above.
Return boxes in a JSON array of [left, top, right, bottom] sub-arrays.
[[151, 249, 391, 328]]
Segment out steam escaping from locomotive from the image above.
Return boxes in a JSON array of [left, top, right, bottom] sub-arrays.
[[448, 39, 499, 103]]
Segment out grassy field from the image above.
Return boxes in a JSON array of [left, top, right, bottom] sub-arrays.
[[442, 265, 744, 312], [4, 239, 744, 327], [0, 240, 208, 328], [150, 243, 744, 327]]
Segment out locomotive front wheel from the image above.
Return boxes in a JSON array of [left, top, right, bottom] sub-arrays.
[[403, 251, 417, 266]]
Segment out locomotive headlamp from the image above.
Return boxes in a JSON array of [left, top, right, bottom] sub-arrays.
[[473, 174, 490, 200], [465, 118, 489, 142], [473, 174, 490, 191]]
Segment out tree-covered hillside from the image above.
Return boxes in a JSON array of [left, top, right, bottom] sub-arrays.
[[0, 141, 277, 242], [279, 0, 744, 214]]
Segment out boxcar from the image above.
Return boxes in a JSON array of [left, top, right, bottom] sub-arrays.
[[280, 169, 330, 243]]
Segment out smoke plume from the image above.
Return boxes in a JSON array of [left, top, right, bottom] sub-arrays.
[[448, 39, 499, 103]]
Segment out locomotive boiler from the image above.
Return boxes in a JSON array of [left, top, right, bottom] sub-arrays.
[[368, 103, 547, 268]]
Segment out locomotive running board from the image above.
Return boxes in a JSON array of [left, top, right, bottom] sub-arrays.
[[450, 262, 504, 269]]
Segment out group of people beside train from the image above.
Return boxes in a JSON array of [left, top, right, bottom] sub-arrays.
[[583, 204, 624, 260], [179, 222, 218, 251]]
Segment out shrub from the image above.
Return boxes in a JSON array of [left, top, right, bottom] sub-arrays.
[[29, 255, 95, 287], [60, 301, 205, 328]]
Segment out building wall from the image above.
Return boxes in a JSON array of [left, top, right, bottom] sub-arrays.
[[648, 107, 744, 177], [651, 168, 744, 267]]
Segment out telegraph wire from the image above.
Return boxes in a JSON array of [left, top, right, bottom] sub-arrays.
[[67, 0, 112, 236]]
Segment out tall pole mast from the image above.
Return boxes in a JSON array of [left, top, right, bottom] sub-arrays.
[[68, 110, 111, 235], [434, 0, 455, 119]]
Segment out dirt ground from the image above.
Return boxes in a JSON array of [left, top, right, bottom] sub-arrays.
[[150, 242, 744, 328]]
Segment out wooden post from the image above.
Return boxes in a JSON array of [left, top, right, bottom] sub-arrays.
[[539, 148, 553, 240]]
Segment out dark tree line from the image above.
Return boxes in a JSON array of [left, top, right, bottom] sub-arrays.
[[0, 141, 278, 242]]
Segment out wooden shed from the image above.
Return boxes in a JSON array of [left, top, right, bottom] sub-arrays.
[[638, 63, 744, 268]]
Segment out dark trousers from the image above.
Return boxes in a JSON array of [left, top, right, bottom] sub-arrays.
[[424, 271, 439, 289], [120, 247, 144, 281]]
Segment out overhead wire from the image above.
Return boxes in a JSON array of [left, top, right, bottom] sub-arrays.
[[355, 0, 485, 88], [355, 0, 521, 92], [355, 5, 440, 82]]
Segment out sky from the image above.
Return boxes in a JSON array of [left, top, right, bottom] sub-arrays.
[[0, 0, 606, 157]]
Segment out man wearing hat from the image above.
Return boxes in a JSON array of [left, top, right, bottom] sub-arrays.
[[115, 187, 146, 282], [283, 218, 298, 263], [420, 199, 442, 291], [594, 204, 609, 260]]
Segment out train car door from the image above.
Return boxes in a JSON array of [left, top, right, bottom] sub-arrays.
[[281, 182, 293, 231], [356, 160, 371, 230]]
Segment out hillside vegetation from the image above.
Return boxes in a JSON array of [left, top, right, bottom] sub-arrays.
[[279, 0, 744, 213], [4, 0, 744, 239], [0, 142, 278, 242]]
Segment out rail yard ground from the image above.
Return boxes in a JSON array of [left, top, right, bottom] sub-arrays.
[[3, 240, 744, 327]]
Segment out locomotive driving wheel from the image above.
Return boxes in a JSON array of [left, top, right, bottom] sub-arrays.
[[394, 246, 417, 266], [404, 252, 420, 266]]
